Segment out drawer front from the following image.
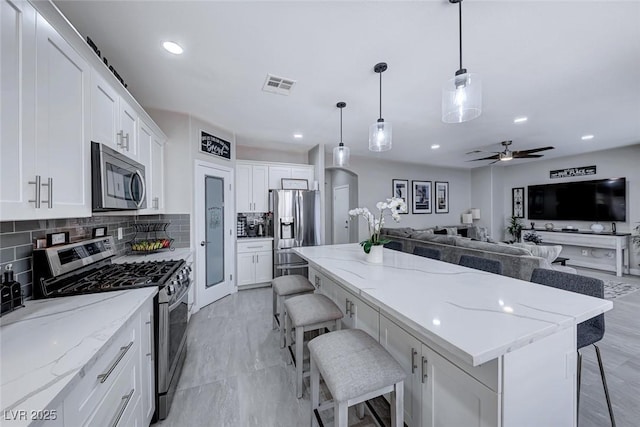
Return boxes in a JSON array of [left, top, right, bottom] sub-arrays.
[[237, 241, 272, 253], [83, 355, 140, 427], [64, 315, 140, 425]]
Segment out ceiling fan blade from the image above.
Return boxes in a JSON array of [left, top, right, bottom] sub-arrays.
[[513, 153, 543, 159], [489, 159, 500, 165], [468, 154, 500, 161], [465, 150, 483, 155], [514, 146, 555, 155]]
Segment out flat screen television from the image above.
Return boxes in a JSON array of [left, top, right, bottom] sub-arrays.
[[527, 177, 626, 221]]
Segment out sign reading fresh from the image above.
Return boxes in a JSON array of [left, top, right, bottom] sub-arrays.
[[200, 130, 231, 160], [549, 165, 596, 179]]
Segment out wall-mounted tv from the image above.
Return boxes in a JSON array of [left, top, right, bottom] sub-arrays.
[[527, 177, 626, 222]]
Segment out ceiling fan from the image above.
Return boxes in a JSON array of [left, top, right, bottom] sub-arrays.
[[467, 141, 554, 164]]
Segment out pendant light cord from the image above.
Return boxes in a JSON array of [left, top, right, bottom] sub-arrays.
[[379, 71, 383, 119], [340, 107, 343, 144], [458, 0, 463, 71]]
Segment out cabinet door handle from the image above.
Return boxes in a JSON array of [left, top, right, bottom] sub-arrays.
[[153, 197, 159, 210], [111, 388, 135, 427], [40, 178, 53, 208], [422, 356, 428, 383], [28, 175, 42, 208], [314, 276, 321, 289], [117, 130, 125, 149], [97, 341, 133, 383], [349, 301, 355, 318], [345, 299, 351, 315], [411, 348, 418, 374], [124, 133, 130, 151], [247, 246, 262, 249], [255, 254, 259, 263]]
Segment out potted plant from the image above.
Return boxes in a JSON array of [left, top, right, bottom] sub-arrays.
[[633, 223, 640, 264], [506, 216, 525, 243]]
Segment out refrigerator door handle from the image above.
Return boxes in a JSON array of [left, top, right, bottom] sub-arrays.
[[294, 192, 303, 246]]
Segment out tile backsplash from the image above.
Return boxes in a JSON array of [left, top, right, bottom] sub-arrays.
[[0, 214, 190, 299]]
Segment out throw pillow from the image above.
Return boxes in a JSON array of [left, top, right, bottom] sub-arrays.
[[513, 243, 563, 263], [458, 228, 468, 238], [434, 229, 447, 235]]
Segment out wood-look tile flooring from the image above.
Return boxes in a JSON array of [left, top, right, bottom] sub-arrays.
[[156, 269, 640, 427]]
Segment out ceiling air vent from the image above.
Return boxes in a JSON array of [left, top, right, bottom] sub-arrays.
[[262, 74, 296, 95]]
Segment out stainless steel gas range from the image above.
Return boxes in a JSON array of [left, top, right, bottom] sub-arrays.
[[33, 236, 190, 421]]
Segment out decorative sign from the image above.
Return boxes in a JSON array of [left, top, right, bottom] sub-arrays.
[[200, 130, 231, 160], [550, 165, 596, 179], [512, 187, 525, 218]]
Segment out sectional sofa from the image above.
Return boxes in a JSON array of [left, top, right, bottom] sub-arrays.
[[381, 226, 576, 281]]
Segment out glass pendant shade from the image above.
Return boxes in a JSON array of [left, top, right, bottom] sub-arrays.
[[368, 120, 392, 152], [442, 71, 482, 123], [333, 144, 350, 167]]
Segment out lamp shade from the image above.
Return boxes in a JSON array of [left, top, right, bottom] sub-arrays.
[[368, 121, 392, 152], [470, 208, 481, 220], [442, 72, 482, 123], [333, 144, 350, 167], [461, 213, 473, 224]]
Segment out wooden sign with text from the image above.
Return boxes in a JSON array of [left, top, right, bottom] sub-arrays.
[[200, 130, 231, 160]]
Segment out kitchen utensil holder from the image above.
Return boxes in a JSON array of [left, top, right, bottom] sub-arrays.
[[128, 222, 175, 254]]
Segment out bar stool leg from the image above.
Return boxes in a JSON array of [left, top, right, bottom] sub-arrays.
[[280, 298, 287, 348], [284, 309, 291, 360], [356, 403, 365, 420], [594, 344, 616, 426], [272, 290, 278, 330], [310, 356, 320, 427], [296, 325, 304, 398], [336, 401, 348, 427], [392, 381, 404, 427]]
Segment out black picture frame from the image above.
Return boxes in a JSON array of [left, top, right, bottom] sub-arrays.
[[46, 231, 69, 247], [92, 226, 108, 238], [411, 180, 432, 214], [512, 187, 525, 218], [435, 181, 449, 214], [200, 130, 231, 160], [392, 179, 409, 214]]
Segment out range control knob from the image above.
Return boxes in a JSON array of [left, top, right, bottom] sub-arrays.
[[177, 274, 185, 281], [168, 284, 176, 295]]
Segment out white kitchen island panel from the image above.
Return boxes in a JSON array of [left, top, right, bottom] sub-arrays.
[[295, 244, 612, 427]]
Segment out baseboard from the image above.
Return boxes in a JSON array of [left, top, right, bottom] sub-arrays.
[[237, 281, 271, 290], [629, 267, 640, 277]]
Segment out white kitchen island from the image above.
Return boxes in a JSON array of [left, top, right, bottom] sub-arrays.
[[294, 244, 613, 427]]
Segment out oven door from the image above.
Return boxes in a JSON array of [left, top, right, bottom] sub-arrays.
[[156, 283, 189, 420], [92, 142, 146, 211]]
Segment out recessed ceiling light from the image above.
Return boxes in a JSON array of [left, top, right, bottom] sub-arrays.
[[431, 144, 440, 150], [293, 133, 303, 139], [162, 41, 183, 55], [581, 134, 594, 140], [513, 117, 528, 124]]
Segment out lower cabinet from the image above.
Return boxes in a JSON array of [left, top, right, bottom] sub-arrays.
[[237, 240, 273, 287], [62, 297, 154, 426]]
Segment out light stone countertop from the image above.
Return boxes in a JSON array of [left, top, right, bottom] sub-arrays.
[[237, 237, 274, 242], [294, 244, 613, 366], [0, 288, 157, 425]]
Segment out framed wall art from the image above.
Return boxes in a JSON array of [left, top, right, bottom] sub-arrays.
[[412, 180, 432, 214], [512, 187, 525, 218], [435, 181, 449, 214], [392, 179, 409, 213]]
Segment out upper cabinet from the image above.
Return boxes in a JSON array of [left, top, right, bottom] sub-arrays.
[[91, 72, 138, 160], [138, 120, 166, 214], [0, 0, 166, 221], [1, 0, 91, 220], [268, 164, 314, 189], [236, 162, 268, 213]]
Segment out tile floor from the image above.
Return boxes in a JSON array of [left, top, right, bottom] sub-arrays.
[[156, 268, 640, 427]]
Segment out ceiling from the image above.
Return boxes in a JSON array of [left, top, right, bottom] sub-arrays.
[[54, 0, 640, 168]]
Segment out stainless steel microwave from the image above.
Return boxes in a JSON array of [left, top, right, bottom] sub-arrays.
[[91, 142, 146, 211]]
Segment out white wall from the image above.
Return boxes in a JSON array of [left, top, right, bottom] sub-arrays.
[[236, 145, 308, 164], [470, 166, 505, 240], [308, 145, 326, 244], [495, 144, 640, 272], [330, 154, 472, 241]]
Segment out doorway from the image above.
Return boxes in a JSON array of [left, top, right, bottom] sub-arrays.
[[195, 161, 235, 309], [333, 185, 350, 244]]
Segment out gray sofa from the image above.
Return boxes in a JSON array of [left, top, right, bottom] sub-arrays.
[[381, 226, 576, 281]]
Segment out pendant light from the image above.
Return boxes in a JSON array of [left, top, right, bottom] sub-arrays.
[[333, 102, 350, 167], [369, 62, 392, 152], [442, 0, 482, 123]]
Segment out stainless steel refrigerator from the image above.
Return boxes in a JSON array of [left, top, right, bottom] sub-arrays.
[[270, 189, 321, 278]]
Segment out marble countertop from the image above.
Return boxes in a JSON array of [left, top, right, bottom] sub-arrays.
[[113, 247, 193, 264], [0, 288, 157, 423], [295, 244, 613, 366]]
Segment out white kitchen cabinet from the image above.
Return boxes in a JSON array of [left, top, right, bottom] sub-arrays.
[[421, 343, 499, 427], [90, 71, 138, 160], [63, 297, 153, 427], [138, 120, 165, 214], [268, 164, 314, 189], [236, 162, 268, 212], [380, 314, 422, 427], [237, 240, 273, 287], [0, 1, 91, 221]]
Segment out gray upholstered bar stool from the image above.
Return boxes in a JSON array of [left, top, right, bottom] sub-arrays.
[[272, 275, 315, 348], [308, 329, 406, 427], [284, 293, 343, 398]]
